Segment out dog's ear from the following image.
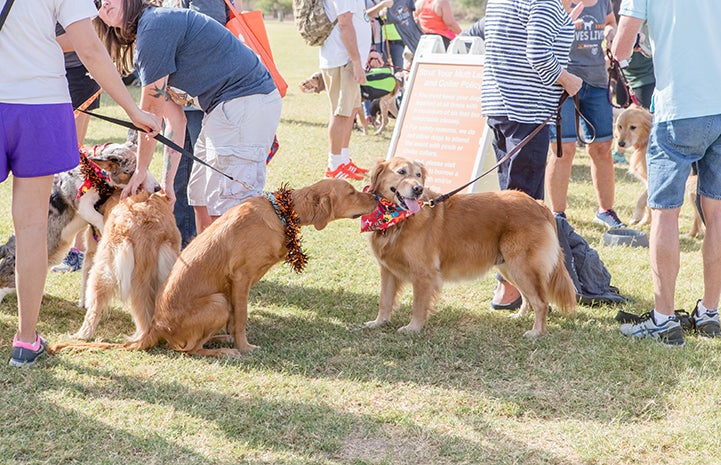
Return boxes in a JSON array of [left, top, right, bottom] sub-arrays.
[[417, 161, 427, 183], [369, 159, 388, 193], [310, 196, 332, 230]]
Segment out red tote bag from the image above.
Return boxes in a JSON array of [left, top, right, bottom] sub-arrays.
[[224, 0, 288, 97]]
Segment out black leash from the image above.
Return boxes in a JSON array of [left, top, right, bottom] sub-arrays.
[[78, 108, 249, 188], [427, 92, 570, 207], [0, 0, 16, 32]]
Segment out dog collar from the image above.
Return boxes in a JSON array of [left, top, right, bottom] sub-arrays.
[[266, 187, 308, 273], [360, 194, 418, 233]]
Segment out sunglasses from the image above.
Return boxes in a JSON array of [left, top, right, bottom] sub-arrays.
[[94, 0, 102, 8]]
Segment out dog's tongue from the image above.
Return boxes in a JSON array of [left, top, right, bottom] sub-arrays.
[[404, 198, 421, 214]]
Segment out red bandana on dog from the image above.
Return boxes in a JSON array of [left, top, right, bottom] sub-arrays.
[[360, 186, 423, 232]]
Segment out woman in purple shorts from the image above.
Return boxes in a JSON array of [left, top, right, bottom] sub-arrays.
[[0, 0, 161, 367]]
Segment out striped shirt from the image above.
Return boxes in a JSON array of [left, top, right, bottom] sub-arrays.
[[482, 0, 574, 124]]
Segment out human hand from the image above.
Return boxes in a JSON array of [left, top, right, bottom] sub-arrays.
[[129, 109, 162, 137], [353, 61, 367, 84], [557, 71, 583, 97], [121, 170, 148, 199], [367, 51, 384, 68]]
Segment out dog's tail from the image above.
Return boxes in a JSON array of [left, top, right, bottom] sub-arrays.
[[48, 327, 162, 354], [548, 249, 577, 316]]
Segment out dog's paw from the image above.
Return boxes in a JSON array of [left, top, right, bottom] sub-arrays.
[[364, 319, 389, 329], [397, 324, 422, 334], [237, 342, 258, 354], [523, 329, 545, 338]]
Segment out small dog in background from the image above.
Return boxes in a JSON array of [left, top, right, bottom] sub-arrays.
[[68, 190, 181, 341], [298, 71, 370, 135], [615, 105, 704, 236]]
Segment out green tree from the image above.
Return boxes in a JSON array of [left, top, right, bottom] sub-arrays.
[[254, 0, 293, 20]]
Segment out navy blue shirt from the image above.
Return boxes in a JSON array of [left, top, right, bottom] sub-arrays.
[[135, 7, 276, 113]]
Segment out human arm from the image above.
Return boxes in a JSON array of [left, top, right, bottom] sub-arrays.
[[366, 0, 393, 18], [337, 12, 367, 84], [433, 0, 461, 35], [159, 99, 187, 205], [611, 15, 643, 62], [603, 11, 617, 46], [63, 19, 161, 135], [121, 76, 182, 199]]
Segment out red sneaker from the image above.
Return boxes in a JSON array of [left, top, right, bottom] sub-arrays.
[[325, 162, 365, 180], [347, 159, 368, 174]]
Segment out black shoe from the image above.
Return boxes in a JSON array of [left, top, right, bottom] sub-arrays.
[[490, 296, 522, 311]]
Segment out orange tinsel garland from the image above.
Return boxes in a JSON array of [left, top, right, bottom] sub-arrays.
[[268, 186, 308, 273]]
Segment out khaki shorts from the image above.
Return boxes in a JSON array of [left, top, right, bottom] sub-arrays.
[[187, 90, 282, 217], [322, 62, 361, 117]]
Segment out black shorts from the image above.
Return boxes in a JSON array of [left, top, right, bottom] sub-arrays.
[[66, 64, 101, 110]]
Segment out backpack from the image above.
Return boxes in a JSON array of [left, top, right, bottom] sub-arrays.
[[555, 216, 627, 306], [292, 0, 336, 46]]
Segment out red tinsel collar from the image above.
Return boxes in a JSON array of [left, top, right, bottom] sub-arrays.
[[267, 186, 308, 273], [77, 143, 114, 199]]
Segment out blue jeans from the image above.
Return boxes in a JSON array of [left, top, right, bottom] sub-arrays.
[[648, 114, 721, 209], [173, 109, 202, 248], [549, 82, 613, 143]]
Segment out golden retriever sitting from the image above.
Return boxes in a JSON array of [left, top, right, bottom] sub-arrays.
[[364, 157, 577, 337], [69, 190, 181, 341], [52, 179, 377, 358], [615, 105, 703, 236]]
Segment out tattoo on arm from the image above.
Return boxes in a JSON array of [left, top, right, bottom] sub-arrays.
[[151, 84, 171, 101]]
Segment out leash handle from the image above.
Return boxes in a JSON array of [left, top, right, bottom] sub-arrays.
[[606, 48, 639, 109], [428, 92, 569, 207]]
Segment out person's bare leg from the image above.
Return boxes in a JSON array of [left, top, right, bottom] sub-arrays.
[[587, 140, 615, 211], [545, 141, 577, 213], [493, 279, 521, 306], [649, 207, 680, 316], [329, 114, 353, 155], [194, 205, 213, 234], [701, 197, 721, 310], [13, 175, 54, 343]]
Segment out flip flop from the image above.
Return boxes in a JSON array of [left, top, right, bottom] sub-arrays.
[[490, 296, 522, 311]]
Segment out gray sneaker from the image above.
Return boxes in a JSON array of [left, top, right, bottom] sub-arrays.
[[692, 300, 721, 338], [594, 209, 627, 229], [619, 312, 685, 346]]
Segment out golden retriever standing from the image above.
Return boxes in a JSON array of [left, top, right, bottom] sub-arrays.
[[364, 157, 577, 337], [69, 190, 181, 341], [615, 105, 703, 236], [51, 179, 377, 358]]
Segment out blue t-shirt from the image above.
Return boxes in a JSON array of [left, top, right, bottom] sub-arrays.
[[620, 0, 721, 122], [135, 7, 276, 113], [568, 0, 611, 88]]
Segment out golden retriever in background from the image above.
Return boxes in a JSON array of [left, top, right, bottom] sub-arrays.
[[67, 190, 181, 342], [365, 157, 577, 338], [615, 105, 704, 236], [615, 105, 653, 225], [51, 179, 377, 358]]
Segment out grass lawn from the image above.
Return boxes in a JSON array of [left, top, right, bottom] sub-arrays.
[[1, 21, 720, 465]]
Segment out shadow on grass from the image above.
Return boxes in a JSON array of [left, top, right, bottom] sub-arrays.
[[0, 283, 695, 431], [4, 357, 577, 464]]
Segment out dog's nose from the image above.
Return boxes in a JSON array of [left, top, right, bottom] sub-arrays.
[[153, 185, 162, 193], [412, 185, 424, 197], [617, 141, 626, 148]]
